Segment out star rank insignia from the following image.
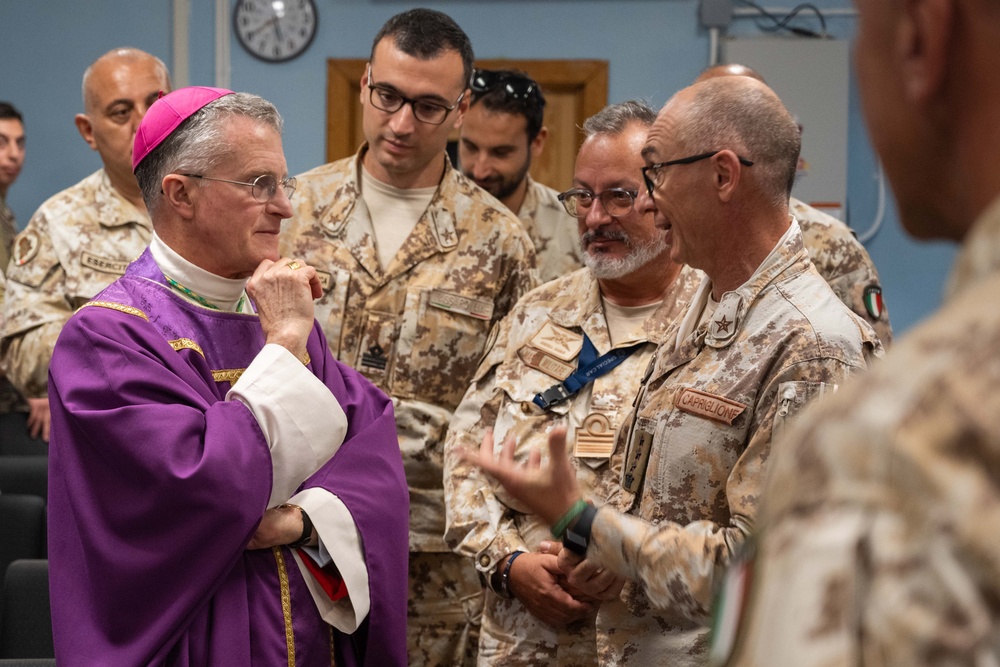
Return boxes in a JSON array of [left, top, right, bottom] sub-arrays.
[[715, 315, 732, 335]]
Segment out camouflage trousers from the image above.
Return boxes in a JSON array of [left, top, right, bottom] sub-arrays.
[[478, 588, 599, 667], [408, 551, 483, 667]]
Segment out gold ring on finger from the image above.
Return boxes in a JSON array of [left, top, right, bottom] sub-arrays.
[[287, 260, 302, 270]]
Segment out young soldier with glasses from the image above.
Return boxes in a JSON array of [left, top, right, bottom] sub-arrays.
[[282, 9, 538, 666]]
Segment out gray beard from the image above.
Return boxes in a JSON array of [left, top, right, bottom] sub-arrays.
[[581, 229, 668, 280]]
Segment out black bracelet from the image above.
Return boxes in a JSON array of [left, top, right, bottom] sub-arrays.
[[286, 505, 313, 550], [562, 504, 598, 556], [500, 551, 525, 599]]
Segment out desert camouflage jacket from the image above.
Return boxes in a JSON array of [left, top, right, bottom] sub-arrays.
[[719, 197, 1000, 667], [791, 198, 892, 345], [518, 176, 582, 284], [1, 169, 151, 397], [588, 221, 882, 666], [282, 148, 538, 552]]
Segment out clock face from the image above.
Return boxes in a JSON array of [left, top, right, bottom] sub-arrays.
[[234, 0, 318, 63]]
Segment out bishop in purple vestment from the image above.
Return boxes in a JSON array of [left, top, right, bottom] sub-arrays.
[[47, 87, 409, 666]]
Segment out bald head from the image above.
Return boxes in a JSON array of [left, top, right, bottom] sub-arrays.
[[696, 63, 767, 85], [82, 48, 170, 112], [660, 76, 799, 206]]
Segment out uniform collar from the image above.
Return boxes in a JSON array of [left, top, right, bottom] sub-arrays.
[[95, 168, 152, 231], [695, 219, 809, 349], [946, 195, 1000, 299]]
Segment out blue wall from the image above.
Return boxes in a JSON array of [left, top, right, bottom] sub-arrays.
[[0, 0, 957, 334]]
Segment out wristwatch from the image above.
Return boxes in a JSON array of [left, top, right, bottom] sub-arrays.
[[562, 504, 598, 556], [285, 505, 313, 550]]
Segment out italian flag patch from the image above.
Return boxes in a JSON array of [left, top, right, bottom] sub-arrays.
[[863, 285, 884, 319]]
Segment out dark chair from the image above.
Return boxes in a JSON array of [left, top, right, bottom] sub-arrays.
[[0, 414, 47, 457], [0, 458, 46, 499], [0, 560, 53, 659], [0, 496, 45, 577]]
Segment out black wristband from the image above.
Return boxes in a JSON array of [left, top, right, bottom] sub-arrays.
[[562, 504, 598, 556], [286, 506, 313, 550], [500, 551, 525, 599]]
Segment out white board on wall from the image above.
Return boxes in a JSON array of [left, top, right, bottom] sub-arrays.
[[722, 38, 850, 221]]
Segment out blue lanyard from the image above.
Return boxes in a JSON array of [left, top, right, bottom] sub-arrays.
[[533, 333, 645, 410]]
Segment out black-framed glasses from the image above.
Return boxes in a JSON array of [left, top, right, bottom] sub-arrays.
[[558, 187, 638, 218], [470, 69, 541, 101], [367, 64, 465, 125], [181, 173, 296, 203], [641, 150, 754, 197]]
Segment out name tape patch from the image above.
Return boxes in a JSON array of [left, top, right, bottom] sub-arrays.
[[675, 387, 747, 425]]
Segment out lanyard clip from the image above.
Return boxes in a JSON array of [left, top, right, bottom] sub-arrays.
[[533, 384, 571, 410]]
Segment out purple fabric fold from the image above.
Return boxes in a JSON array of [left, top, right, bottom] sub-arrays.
[[48, 249, 409, 666]]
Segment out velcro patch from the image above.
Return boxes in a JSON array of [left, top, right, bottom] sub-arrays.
[[529, 322, 583, 361], [13, 229, 39, 266], [518, 345, 574, 380], [429, 289, 494, 320], [675, 387, 747, 425], [81, 252, 130, 275]]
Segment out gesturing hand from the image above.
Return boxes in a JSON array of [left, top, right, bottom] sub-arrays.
[[460, 426, 583, 526]]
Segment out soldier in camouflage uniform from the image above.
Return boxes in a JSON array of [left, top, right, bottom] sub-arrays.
[[1, 49, 170, 441], [445, 101, 702, 666], [281, 10, 537, 666], [0, 101, 25, 271], [713, 0, 1000, 664], [459, 69, 582, 283], [0, 102, 28, 419], [697, 65, 893, 345], [465, 76, 881, 666]]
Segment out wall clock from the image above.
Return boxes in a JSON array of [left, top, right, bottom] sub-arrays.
[[234, 0, 318, 63]]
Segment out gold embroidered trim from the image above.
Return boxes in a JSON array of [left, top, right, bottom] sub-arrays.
[[212, 368, 245, 383], [168, 338, 205, 357], [77, 301, 149, 321], [272, 546, 296, 667], [301, 351, 311, 366]]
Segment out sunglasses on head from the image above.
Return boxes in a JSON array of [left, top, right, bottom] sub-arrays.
[[470, 69, 540, 101]]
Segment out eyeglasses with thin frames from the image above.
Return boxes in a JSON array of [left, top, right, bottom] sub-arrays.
[[367, 64, 466, 125], [558, 187, 638, 219], [641, 150, 754, 197], [180, 173, 297, 203]]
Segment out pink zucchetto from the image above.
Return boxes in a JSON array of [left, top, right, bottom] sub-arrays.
[[132, 86, 234, 171]]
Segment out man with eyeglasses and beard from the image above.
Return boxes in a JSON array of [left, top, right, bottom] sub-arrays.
[[443, 101, 701, 666], [459, 69, 582, 283], [462, 75, 882, 666], [282, 8, 537, 666]]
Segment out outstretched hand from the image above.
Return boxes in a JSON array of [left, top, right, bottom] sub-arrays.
[[460, 426, 582, 527]]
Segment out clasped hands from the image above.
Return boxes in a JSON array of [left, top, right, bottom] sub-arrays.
[[462, 427, 626, 626]]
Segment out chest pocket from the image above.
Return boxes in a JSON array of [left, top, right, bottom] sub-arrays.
[[391, 286, 495, 407], [642, 384, 751, 526]]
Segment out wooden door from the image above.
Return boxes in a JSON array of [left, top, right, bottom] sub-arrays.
[[325, 59, 608, 191]]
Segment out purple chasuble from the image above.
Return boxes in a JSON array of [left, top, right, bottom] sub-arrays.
[[47, 249, 408, 666]]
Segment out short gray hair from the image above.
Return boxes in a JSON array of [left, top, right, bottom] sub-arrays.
[[672, 78, 800, 207], [135, 92, 283, 212], [582, 100, 657, 138]]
